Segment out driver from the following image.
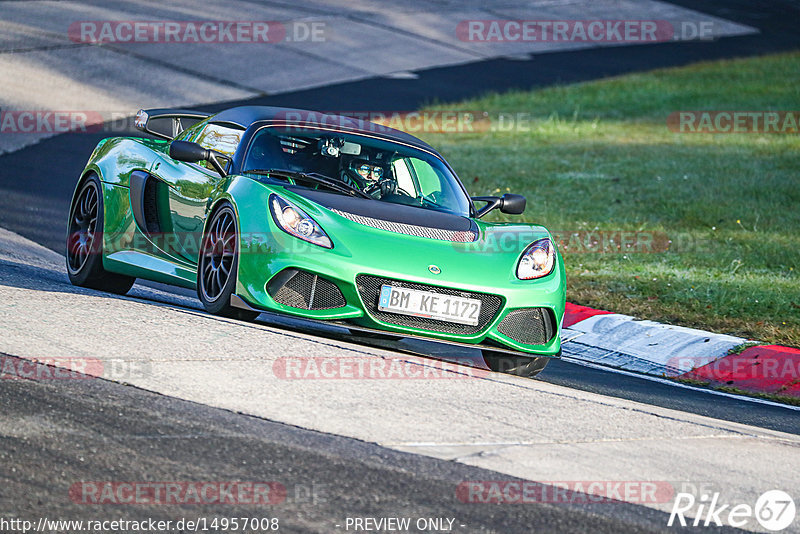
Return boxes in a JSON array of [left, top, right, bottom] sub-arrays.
[[344, 158, 395, 198], [355, 161, 384, 184]]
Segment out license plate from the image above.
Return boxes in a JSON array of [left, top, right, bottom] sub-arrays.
[[378, 285, 482, 326]]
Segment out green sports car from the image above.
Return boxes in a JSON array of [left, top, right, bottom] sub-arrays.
[[67, 106, 566, 376]]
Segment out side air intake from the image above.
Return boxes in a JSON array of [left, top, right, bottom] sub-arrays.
[[267, 269, 346, 310]]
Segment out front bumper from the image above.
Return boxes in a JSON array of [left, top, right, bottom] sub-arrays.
[[235, 247, 564, 357]]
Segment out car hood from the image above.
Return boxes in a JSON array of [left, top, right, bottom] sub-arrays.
[[284, 186, 551, 258], [285, 187, 476, 233]]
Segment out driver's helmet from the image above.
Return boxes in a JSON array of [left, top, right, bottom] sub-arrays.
[[351, 159, 385, 184]]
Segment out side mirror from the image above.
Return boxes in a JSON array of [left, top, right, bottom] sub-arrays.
[[169, 140, 227, 176], [499, 193, 526, 214], [169, 140, 209, 162], [472, 193, 527, 218]]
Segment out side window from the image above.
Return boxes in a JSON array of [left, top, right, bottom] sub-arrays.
[[243, 130, 289, 173], [175, 123, 201, 142], [410, 158, 443, 196], [408, 157, 465, 212], [392, 158, 417, 196], [195, 123, 244, 172]]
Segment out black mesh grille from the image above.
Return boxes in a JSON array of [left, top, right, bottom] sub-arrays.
[[332, 209, 479, 243], [355, 274, 502, 335], [497, 308, 555, 345], [268, 269, 346, 310], [274, 270, 313, 308], [312, 277, 347, 309], [142, 178, 161, 234]]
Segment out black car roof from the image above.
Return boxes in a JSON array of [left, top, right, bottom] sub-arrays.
[[210, 106, 437, 154]]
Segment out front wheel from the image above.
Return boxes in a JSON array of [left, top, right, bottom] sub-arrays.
[[197, 203, 259, 321], [66, 174, 135, 294], [482, 349, 550, 378]]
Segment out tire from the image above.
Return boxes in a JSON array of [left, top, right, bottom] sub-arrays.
[[197, 203, 259, 321], [66, 174, 135, 294], [482, 349, 550, 378]]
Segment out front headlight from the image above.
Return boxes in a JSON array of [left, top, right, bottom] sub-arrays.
[[517, 238, 555, 280], [269, 194, 332, 249]]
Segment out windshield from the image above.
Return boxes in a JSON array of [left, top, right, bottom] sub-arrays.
[[242, 127, 472, 217]]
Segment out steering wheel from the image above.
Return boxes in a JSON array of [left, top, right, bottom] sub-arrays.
[[363, 178, 396, 197], [343, 166, 414, 199], [394, 187, 414, 197]]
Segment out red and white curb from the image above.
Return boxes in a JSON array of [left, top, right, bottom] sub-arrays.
[[561, 303, 800, 399]]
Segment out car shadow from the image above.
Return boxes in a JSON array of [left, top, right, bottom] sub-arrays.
[[0, 256, 488, 371]]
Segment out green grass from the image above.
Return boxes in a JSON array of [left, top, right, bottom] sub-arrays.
[[422, 52, 800, 347], [726, 341, 760, 355]]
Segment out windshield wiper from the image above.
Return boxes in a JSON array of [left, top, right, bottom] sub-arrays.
[[245, 168, 371, 199]]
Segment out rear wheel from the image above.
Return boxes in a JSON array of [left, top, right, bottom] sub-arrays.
[[66, 175, 135, 294], [482, 349, 549, 378], [197, 203, 259, 321]]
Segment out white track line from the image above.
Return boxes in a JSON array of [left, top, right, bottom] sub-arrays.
[[561, 355, 800, 411]]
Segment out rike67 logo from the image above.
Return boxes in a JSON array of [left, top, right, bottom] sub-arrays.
[[669, 490, 796, 531]]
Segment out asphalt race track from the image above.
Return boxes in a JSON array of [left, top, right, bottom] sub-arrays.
[[0, 353, 713, 534], [0, 0, 797, 425], [1, 1, 799, 532], [4, 228, 798, 534]]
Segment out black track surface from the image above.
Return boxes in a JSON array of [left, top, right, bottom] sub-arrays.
[[0, 353, 734, 533]]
